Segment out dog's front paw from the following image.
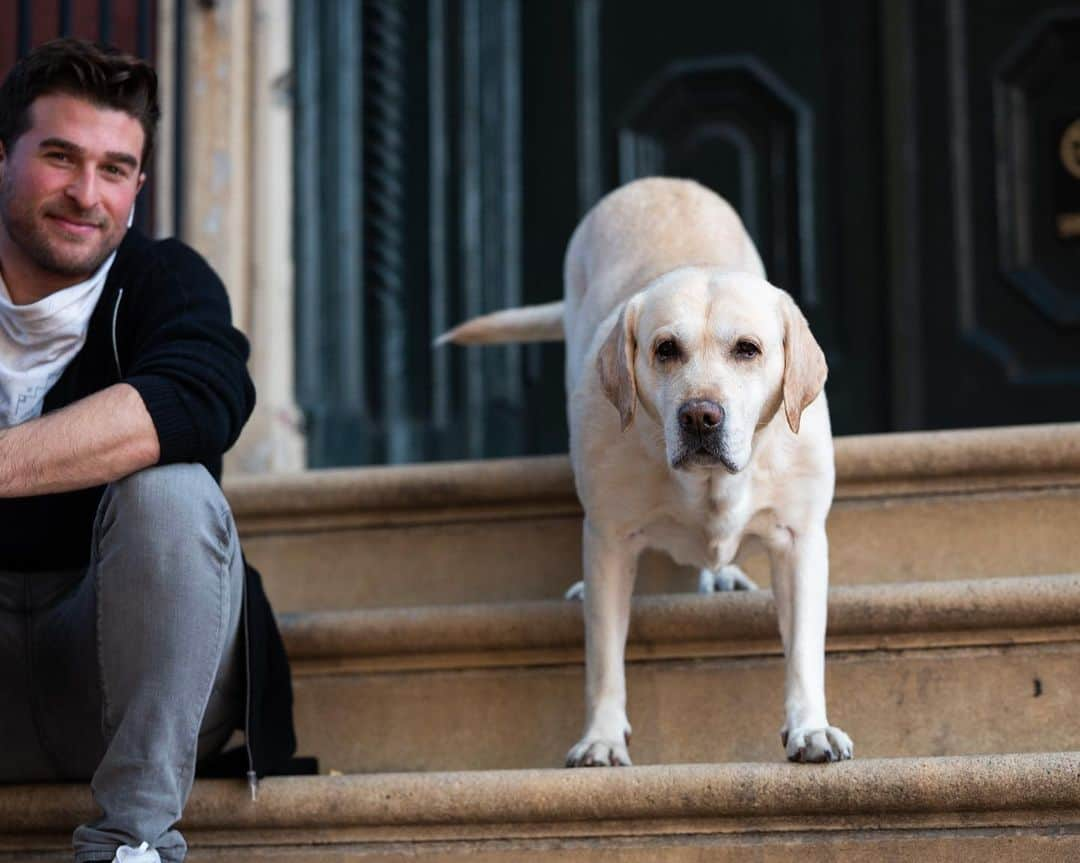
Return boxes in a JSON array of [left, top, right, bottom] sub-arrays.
[[566, 727, 632, 767], [781, 725, 853, 763], [698, 565, 758, 593]]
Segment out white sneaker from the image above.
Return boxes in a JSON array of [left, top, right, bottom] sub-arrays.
[[112, 842, 161, 863]]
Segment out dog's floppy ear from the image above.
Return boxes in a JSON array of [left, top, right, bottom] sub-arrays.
[[780, 292, 827, 434], [597, 298, 640, 430]]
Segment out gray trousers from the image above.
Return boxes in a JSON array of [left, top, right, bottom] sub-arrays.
[[0, 464, 245, 862]]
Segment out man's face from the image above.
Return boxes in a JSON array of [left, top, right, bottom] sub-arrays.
[[0, 93, 145, 288]]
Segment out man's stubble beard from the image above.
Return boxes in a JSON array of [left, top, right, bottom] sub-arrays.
[[0, 173, 122, 281]]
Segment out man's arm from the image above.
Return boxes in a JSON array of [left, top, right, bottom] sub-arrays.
[[122, 239, 255, 468], [0, 383, 160, 497]]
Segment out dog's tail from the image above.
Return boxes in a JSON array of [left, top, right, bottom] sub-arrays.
[[435, 300, 565, 346]]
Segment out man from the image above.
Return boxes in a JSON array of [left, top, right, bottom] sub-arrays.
[[0, 39, 297, 863]]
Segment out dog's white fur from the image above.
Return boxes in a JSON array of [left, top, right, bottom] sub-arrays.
[[442, 177, 852, 766]]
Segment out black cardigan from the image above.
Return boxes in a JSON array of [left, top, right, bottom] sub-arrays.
[[0, 227, 298, 779]]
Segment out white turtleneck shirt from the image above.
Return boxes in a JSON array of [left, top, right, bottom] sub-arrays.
[[0, 250, 117, 428]]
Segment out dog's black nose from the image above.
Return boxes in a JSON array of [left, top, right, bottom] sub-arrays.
[[678, 399, 724, 435]]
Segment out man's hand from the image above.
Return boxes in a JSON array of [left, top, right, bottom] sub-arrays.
[[0, 383, 160, 497]]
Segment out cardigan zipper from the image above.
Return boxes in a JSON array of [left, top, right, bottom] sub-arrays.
[[111, 285, 259, 803], [111, 289, 124, 377], [243, 574, 258, 801]]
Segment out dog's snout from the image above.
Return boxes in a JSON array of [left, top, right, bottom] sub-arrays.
[[678, 399, 724, 435]]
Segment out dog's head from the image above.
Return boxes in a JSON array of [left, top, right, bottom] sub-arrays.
[[597, 267, 826, 473]]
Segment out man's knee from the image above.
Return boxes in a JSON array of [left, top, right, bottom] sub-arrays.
[[100, 463, 226, 537], [95, 464, 238, 577]]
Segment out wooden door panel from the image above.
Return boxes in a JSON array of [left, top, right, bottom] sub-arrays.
[[907, 0, 1080, 429]]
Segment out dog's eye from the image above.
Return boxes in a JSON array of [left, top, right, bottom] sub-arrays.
[[655, 339, 680, 362], [734, 340, 761, 359]]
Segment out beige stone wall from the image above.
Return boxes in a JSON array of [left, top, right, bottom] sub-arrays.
[[158, 0, 305, 475]]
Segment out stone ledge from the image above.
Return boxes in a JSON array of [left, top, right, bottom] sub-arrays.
[[3, 752, 1080, 838], [225, 422, 1080, 530], [278, 574, 1080, 668]]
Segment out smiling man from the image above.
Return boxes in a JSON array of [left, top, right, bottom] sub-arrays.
[[0, 40, 297, 863]]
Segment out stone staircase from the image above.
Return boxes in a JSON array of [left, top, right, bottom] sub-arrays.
[[281, 573, 1080, 774], [4, 423, 1080, 860]]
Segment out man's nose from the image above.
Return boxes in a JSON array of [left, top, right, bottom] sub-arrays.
[[65, 167, 100, 211], [678, 399, 724, 435]]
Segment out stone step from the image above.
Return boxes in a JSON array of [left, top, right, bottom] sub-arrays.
[[278, 573, 1080, 774], [4, 752, 1080, 860], [227, 423, 1080, 611]]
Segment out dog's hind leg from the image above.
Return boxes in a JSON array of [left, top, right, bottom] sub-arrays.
[[699, 540, 762, 592], [698, 565, 758, 593]]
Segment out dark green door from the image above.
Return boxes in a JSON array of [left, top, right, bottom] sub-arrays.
[[293, 0, 1080, 467], [518, 0, 889, 441], [883, 1, 1080, 429]]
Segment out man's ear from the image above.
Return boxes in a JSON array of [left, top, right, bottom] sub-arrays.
[[780, 291, 827, 434], [596, 297, 640, 430]]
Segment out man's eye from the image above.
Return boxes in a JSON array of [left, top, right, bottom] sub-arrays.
[[46, 152, 71, 163], [734, 340, 760, 359], [656, 339, 680, 361]]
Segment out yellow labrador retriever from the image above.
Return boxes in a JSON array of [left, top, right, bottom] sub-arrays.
[[441, 177, 852, 766]]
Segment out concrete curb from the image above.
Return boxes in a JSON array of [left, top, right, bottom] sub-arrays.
[[3, 752, 1080, 834], [279, 573, 1080, 661], [224, 422, 1080, 524]]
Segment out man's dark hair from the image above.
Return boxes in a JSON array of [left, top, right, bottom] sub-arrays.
[[0, 38, 159, 169]]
